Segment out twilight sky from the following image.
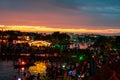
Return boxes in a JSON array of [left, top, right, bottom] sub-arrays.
[[0, 0, 120, 34]]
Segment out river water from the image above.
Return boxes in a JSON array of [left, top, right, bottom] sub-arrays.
[[0, 56, 63, 80], [0, 55, 74, 80], [0, 60, 19, 80]]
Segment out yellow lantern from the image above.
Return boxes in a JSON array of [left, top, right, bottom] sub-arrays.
[[29, 62, 47, 75]]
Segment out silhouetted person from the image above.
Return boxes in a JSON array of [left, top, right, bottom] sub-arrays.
[[11, 75, 17, 80]]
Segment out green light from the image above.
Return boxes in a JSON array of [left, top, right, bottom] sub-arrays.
[[62, 64, 66, 70], [52, 44, 61, 48], [79, 55, 84, 61], [62, 65, 65, 68]]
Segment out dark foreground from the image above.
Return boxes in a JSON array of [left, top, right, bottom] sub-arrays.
[[0, 55, 120, 80]]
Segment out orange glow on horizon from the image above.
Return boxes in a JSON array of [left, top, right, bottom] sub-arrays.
[[1, 25, 120, 34]]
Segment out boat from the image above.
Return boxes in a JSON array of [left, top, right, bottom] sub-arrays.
[[14, 60, 34, 68]]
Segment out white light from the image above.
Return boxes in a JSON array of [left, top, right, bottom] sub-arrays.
[[18, 78, 21, 80]]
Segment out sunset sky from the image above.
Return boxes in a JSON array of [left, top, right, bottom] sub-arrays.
[[0, 0, 120, 34]]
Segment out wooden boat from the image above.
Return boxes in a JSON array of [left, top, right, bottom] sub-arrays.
[[14, 61, 34, 68]]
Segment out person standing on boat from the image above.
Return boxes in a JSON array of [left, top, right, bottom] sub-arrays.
[[26, 71, 32, 80], [18, 58, 22, 64], [11, 75, 17, 80], [22, 72, 27, 80], [37, 73, 41, 80]]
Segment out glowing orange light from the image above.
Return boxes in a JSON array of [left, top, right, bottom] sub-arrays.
[[21, 61, 26, 65]]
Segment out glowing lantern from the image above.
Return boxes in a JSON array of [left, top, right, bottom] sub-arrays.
[[29, 62, 47, 75], [62, 64, 66, 68], [18, 67, 26, 72], [62, 64, 66, 70], [21, 61, 26, 65]]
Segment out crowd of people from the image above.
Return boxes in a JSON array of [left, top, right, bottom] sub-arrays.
[[10, 48, 120, 80]]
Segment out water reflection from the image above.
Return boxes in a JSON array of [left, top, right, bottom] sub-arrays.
[[0, 60, 18, 80], [18, 67, 27, 73], [0, 54, 75, 80], [0, 56, 49, 80]]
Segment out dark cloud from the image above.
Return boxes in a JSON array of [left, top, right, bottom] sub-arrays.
[[0, 0, 53, 12]]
